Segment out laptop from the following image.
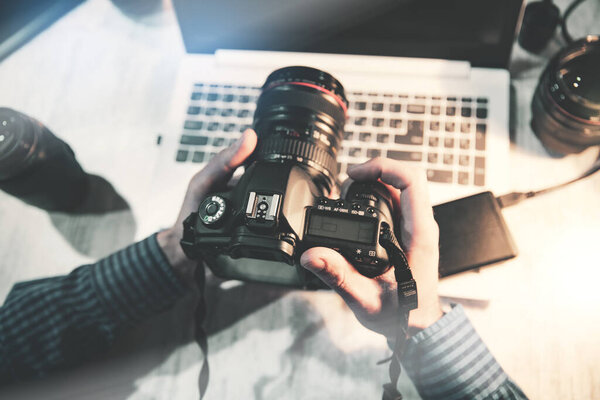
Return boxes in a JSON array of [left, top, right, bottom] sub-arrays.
[[147, 0, 524, 234]]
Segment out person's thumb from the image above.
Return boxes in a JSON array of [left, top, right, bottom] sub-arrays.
[[300, 247, 373, 304]]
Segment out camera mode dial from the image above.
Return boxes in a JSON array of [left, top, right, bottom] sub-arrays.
[[199, 196, 227, 226]]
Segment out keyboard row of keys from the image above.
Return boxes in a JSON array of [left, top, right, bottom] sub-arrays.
[[191, 92, 258, 102], [349, 93, 488, 103], [349, 102, 488, 118], [184, 120, 251, 132], [187, 106, 253, 118]]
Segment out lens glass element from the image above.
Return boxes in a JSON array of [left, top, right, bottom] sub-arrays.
[[558, 48, 600, 104]]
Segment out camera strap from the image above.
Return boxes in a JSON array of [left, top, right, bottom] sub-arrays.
[[379, 226, 418, 400]]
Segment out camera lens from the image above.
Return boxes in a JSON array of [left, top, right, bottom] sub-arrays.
[[531, 35, 600, 154], [252, 66, 348, 192]]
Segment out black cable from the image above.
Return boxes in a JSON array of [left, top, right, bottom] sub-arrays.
[[194, 264, 210, 399], [496, 155, 600, 208], [560, 0, 590, 43]]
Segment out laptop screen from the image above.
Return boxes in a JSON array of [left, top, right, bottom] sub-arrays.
[[173, 0, 524, 69]]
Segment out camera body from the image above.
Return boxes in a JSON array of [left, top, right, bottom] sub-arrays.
[[180, 66, 399, 287], [181, 160, 395, 284]]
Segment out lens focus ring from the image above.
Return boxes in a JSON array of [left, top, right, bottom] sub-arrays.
[[253, 136, 337, 183]]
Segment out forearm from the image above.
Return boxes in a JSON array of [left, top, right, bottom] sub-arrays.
[[0, 234, 187, 383], [401, 305, 528, 400]]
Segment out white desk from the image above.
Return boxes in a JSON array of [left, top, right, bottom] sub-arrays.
[[0, 0, 599, 399]]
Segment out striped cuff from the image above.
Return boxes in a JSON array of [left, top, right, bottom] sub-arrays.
[[91, 234, 188, 325], [402, 305, 511, 400]]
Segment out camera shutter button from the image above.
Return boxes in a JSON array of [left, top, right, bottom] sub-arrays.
[[206, 202, 219, 216]]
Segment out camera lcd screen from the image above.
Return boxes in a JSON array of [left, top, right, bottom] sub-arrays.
[[307, 211, 376, 245]]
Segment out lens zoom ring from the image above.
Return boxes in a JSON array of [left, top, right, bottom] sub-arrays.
[[256, 137, 336, 178]]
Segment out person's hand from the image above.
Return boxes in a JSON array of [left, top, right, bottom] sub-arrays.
[[300, 157, 442, 340], [157, 129, 257, 283]]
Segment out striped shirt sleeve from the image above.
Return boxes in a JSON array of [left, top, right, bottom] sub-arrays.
[[0, 234, 187, 383], [401, 304, 528, 400]]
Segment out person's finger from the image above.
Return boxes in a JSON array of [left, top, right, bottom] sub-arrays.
[[347, 157, 437, 248], [175, 129, 257, 226], [300, 247, 382, 311], [191, 129, 257, 196]]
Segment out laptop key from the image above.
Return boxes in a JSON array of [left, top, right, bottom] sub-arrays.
[[354, 117, 367, 126], [223, 94, 235, 102], [389, 104, 402, 113], [429, 121, 440, 131], [476, 108, 488, 119], [427, 153, 438, 163], [359, 132, 372, 141], [388, 150, 422, 161], [461, 107, 472, 117], [354, 101, 367, 110], [459, 155, 470, 166], [191, 92, 203, 100], [390, 119, 403, 129], [371, 103, 384, 112], [207, 122, 220, 131], [431, 105, 441, 115], [476, 123, 487, 134], [474, 156, 485, 186], [458, 171, 469, 185], [205, 107, 218, 116], [428, 136, 439, 147], [224, 123, 236, 132], [349, 147, 362, 157], [176, 149, 189, 162], [446, 106, 456, 116], [395, 134, 423, 145], [188, 106, 201, 115], [192, 151, 205, 163], [445, 122, 455, 132], [376, 133, 389, 143], [239, 95, 250, 103], [443, 154, 454, 165], [367, 148, 381, 158], [476, 97, 488, 104], [207, 93, 219, 101], [344, 131, 354, 140], [407, 104, 426, 114], [180, 135, 209, 145], [444, 138, 454, 148], [372, 118, 384, 127], [427, 169, 452, 183], [221, 108, 234, 117], [459, 138, 470, 149], [213, 137, 226, 147], [237, 109, 251, 118], [407, 120, 424, 137], [184, 120, 203, 130], [460, 122, 471, 133], [476, 130, 486, 150]]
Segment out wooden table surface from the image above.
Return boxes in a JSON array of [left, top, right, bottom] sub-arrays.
[[0, 0, 599, 399]]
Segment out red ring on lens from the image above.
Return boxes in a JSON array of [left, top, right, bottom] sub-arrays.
[[265, 81, 348, 118]]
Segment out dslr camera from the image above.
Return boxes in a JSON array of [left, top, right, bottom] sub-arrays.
[[181, 67, 397, 288]]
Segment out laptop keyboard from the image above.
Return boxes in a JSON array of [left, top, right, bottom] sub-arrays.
[[175, 83, 488, 186]]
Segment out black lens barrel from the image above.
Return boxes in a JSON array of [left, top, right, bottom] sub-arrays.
[[252, 66, 348, 191]]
